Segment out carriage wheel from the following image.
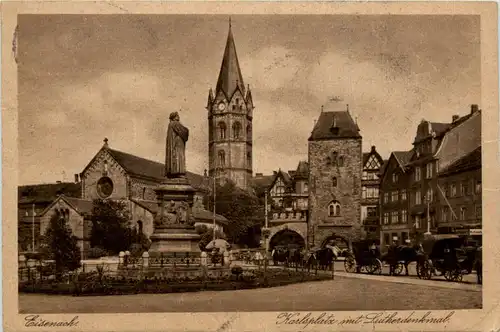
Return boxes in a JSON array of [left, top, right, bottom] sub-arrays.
[[393, 263, 404, 276], [417, 260, 432, 280], [370, 259, 383, 275], [344, 257, 357, 273], [444, 270, 453, 281]]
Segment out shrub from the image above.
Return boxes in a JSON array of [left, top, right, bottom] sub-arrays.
[[87, 247, 108, 259]]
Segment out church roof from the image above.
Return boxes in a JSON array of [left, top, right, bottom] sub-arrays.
[[215, 21, 245, 99], [309, 111, 361, 140], [105, 147, 208, 192]]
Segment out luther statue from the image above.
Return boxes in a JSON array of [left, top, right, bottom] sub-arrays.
[[165, 111, 189, 178]]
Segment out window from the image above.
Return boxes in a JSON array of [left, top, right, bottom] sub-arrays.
[[426, 187, 434, 202], [392, 173, 398, 183], [362, 186, 366, 198], [338, 156, 344, 167], [475, 205, 482, 218], [366, 155, 381, 169], [384, 233, 390, 246], [246, 124, 251, 138], [401, 210, 408, 223], [415, 190, 422, 205], [331, 152, 338, 166], [401, 189, 407, 201], [415, 215, 420, 229], [332, 177, 338, 188], [137, 220, 143, 234], [384, 192, 389, 203], [415, 167, 421, 181], [383, 213, 389, 225], [232, 122, 242, 139], [450, 183, 457, 197], [444, 184, 450, 197], [391, 191, 399, 202], [461, 181, 469, 196], [218, 122, 227, 140], [142, 187, 146, 199], [304, 183, 308, 193], [391, 211, 399, 224], [442, 206, 449, 221], [475, 180, 482, 194], [247, 152, 251, 168], [362, 171, 368, 180], [367, 207, 377, 217], [426, 163, 433, 179], [365, 187, 379, 198], [460, 207, 467, 220], [218, 150, 226, 167], [328, 201, 341, 217]]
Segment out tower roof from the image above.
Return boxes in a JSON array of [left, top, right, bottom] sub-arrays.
[[309, 111, 361, 140], [215, 20, 245, 99]]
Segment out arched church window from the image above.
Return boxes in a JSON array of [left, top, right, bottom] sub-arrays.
[[218, 150, 226, 167], [330, 152, 338, 166], [233, 122, 242, 139], [328, 200, 341, 217], [247, 152, 251, 167], [332, 177, 337, 187], [246, 124, 251, 138], [339, 156, 344, 167], [218, 122, 227, 140], [137, 220, 143, 234]]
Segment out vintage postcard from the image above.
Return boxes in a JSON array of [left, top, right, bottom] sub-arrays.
[[2, 1, 499, 332]]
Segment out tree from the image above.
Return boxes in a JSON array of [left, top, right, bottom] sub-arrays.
[[40, 212, 81, 279], [208, 181, 264, 247], [195, 224, 226, 251], [90, 199, 132, 254]]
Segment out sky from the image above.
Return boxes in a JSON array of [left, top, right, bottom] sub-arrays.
[[18, 15, 480, 185]]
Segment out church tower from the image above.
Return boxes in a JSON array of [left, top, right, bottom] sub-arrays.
[[207, 20, 254, 189]]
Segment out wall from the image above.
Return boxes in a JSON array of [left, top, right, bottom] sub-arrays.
[[39, 200, 87, 257], [308, 138, 363, 247], [129, 178, 158, 201], [129, 201, 155, 238], [436, 112, 481, 171], [81, 150, 128, 200]]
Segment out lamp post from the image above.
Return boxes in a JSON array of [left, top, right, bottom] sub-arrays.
[[262, 190, 271, 282], [212, 168, 226, 241], [31, 203, 36, 252], [424, 194, 432, 236]]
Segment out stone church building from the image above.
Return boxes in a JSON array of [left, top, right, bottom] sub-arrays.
[[20, 139, 228, 257]]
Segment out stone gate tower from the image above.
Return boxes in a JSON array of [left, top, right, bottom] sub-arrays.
[[207, 20, 254, 189]]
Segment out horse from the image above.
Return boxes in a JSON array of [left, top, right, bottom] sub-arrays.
[[382, 244, 421, 276], [314, 247, 336, 271], [287, 248, 304, 268], [474, 246, 482, 284], [271, 247, 289, 266]]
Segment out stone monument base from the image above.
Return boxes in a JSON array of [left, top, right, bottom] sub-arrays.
[[149, 226, 201, 253], [148, 176, 201, 255]]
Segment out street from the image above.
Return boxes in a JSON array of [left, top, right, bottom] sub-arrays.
[[19, 273, 481, 313]]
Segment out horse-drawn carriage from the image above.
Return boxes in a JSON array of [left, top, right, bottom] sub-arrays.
[[416, 234, 480, 283], [344, 240, 382, 274]]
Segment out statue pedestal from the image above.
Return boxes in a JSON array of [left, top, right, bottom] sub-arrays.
[[148, 177, 201, 254]]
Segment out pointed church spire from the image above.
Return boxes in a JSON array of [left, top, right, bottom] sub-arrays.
[[215, 19, 245, 98]]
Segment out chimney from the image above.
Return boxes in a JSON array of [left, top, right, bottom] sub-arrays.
[[204, 169, 208, 177], [74, 174, 79, 183], [471, 104, 479, 114], [255, 173, 263, 177], [371, 145, 376, 152], [273, 171, 278, 176], [452, 115, 460, 122]]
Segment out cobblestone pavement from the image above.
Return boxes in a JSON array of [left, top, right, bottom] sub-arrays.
[[19, 275, 481, 313]]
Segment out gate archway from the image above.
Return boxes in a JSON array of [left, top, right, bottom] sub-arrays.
[[321, 234, 350, 250], [269, 229, 306, 251]]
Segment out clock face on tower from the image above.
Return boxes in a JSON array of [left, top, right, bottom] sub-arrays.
[[217, 103, 226, 111]]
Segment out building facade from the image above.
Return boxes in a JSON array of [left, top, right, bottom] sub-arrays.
[[207, 22, 253, 189], [308, 108, 363, 248], [380, 104, 481, 246], [379, 151, 412, 247], [437, 147, 481, 241], [361, 146, 385, 241]]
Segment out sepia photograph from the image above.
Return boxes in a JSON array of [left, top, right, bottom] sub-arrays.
[[2, 2, 499, 332]]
